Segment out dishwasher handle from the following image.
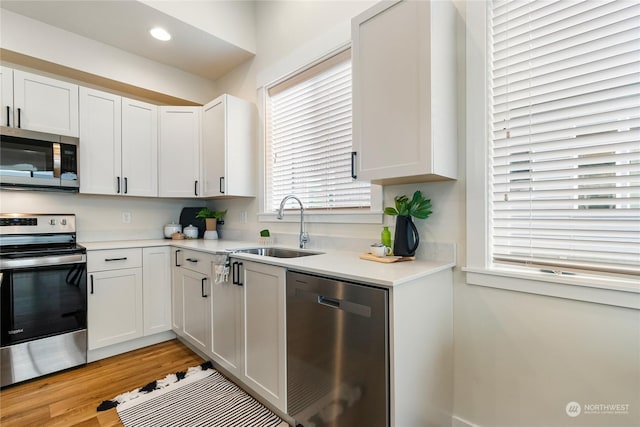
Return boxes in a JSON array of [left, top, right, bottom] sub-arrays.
[[318, 295, 340, 309]]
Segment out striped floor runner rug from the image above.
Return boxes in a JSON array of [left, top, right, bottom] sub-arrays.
[[115, 368, 283, 427]]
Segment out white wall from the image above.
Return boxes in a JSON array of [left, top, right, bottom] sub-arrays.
[[454, 1, 639, 427]]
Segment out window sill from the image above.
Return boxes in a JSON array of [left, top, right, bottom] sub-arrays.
[[258, 210, 383, 224], [464, 267, 640, 310]]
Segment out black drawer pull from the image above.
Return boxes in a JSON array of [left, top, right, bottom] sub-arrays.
[[186, 258, 198, 263], [105, 257, 127, 262], [232, 261, 243, 286], [201, 277, 208, 298]]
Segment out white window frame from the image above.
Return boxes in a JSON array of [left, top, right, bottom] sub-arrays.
[[464, 0, 639, 310], [257, 39, 383, 225]]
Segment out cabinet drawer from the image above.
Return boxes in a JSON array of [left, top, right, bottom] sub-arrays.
[[88, 248, 142, 272], [175, 249, 212, 276]]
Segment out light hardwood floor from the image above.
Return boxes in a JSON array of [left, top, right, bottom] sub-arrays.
[[0, 339, 204, 426]]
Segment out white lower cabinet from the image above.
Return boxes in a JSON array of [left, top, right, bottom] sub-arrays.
[[142, 247, 171, 336], [182, 268, 212, 354], [172, 248, 213, 355], [212, 257, 243, 378], [88, 247, 171, 351], [87, 249, 143, 350], [239, 260, 287, 413], [171, 248, 184, 335], [171, 256, 287, 413]]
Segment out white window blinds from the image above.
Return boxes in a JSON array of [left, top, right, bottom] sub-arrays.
[[265, 49, 371, 212], [489, 0, 640, 275]]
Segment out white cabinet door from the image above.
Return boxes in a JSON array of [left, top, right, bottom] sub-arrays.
[[202, 94, 256, 197], [1, 66, 13, 127], [80, 89, 158, 197], [88, 268, 143, 349], [352, 0, 457, 184], [13, 69, 79, 137], [241, 260, 287, 412], [171, 248, 184, 335], [201, 97, 225, 197], [143, 247, 171, 336], [181, 268, 212, 354], [211, 258, 243, 377], [122, 98, 158, 197], [159, 106, 201, 197], [79, 87, 122, 195]]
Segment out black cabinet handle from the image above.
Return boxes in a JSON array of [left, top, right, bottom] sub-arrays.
[[232, 261, 237, 284], [6, 106, 9, 126], [201, 277, 208, 297], [90, 274, 94, 294], [194, 180, 198, 197], [17, 108, 21, 128], [351, 151, 357, 179], [175, 249, 181, 267], [105, 257, 127, 262], [124, 177, 128, 194], [232, 261, 243, 286], [116, 177, 121, 194], [186, 258, 198, 263], [219, 177, 225, 194]]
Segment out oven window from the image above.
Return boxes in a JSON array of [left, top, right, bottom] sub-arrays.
[[1, 263, 87, 346]]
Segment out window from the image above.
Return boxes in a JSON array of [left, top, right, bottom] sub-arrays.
[[264, 49, 371, 214], [488, 0, 640, 277]]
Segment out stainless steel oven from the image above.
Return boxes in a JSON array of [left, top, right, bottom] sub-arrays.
[[0, 213, 87, 387]]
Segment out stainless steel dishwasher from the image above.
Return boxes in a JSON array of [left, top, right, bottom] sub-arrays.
[[287, 270, 389, 427]]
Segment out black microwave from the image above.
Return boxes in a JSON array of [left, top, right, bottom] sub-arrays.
[[0, 126, 79, 191]]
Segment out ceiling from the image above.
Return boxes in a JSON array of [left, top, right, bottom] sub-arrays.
[[0, 0, 255, 81]]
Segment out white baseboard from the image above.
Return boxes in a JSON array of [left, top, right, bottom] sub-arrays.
[[87, 331, 176, 362], [452, 415, 478, 427]]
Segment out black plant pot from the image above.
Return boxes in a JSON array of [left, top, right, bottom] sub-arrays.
[[393, 215, 419, 257]]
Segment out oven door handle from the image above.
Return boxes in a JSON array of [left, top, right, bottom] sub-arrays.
[[0, 254, 86, 269]]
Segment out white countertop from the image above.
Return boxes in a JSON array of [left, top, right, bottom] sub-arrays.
[[80, 239, 455, 288]]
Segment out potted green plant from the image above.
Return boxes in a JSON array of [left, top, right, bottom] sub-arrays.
[[196, 208, 227, 231], [384, 191, 432, 257]]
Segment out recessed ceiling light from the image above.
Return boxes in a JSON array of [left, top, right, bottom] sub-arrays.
[[149, 27, 171, 41]]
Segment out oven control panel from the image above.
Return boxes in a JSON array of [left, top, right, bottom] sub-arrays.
[[0, 214, 76, 234]]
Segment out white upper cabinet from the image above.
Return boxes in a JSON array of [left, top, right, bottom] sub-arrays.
[[202, 94, 256, 198], [11, 69, 79, 137], [1, 67, 13, 127], [79, 87, 158, 196], [159, 106, 202, 198], [79, 88, 122, 195], [352, 0, 457, 185], [121, 98, 158, 196]]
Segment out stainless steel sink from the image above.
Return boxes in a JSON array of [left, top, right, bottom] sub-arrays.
[[233, 247, 323, 258]]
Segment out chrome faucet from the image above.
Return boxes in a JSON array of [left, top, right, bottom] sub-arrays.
[[277, 195, 309, 249]]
